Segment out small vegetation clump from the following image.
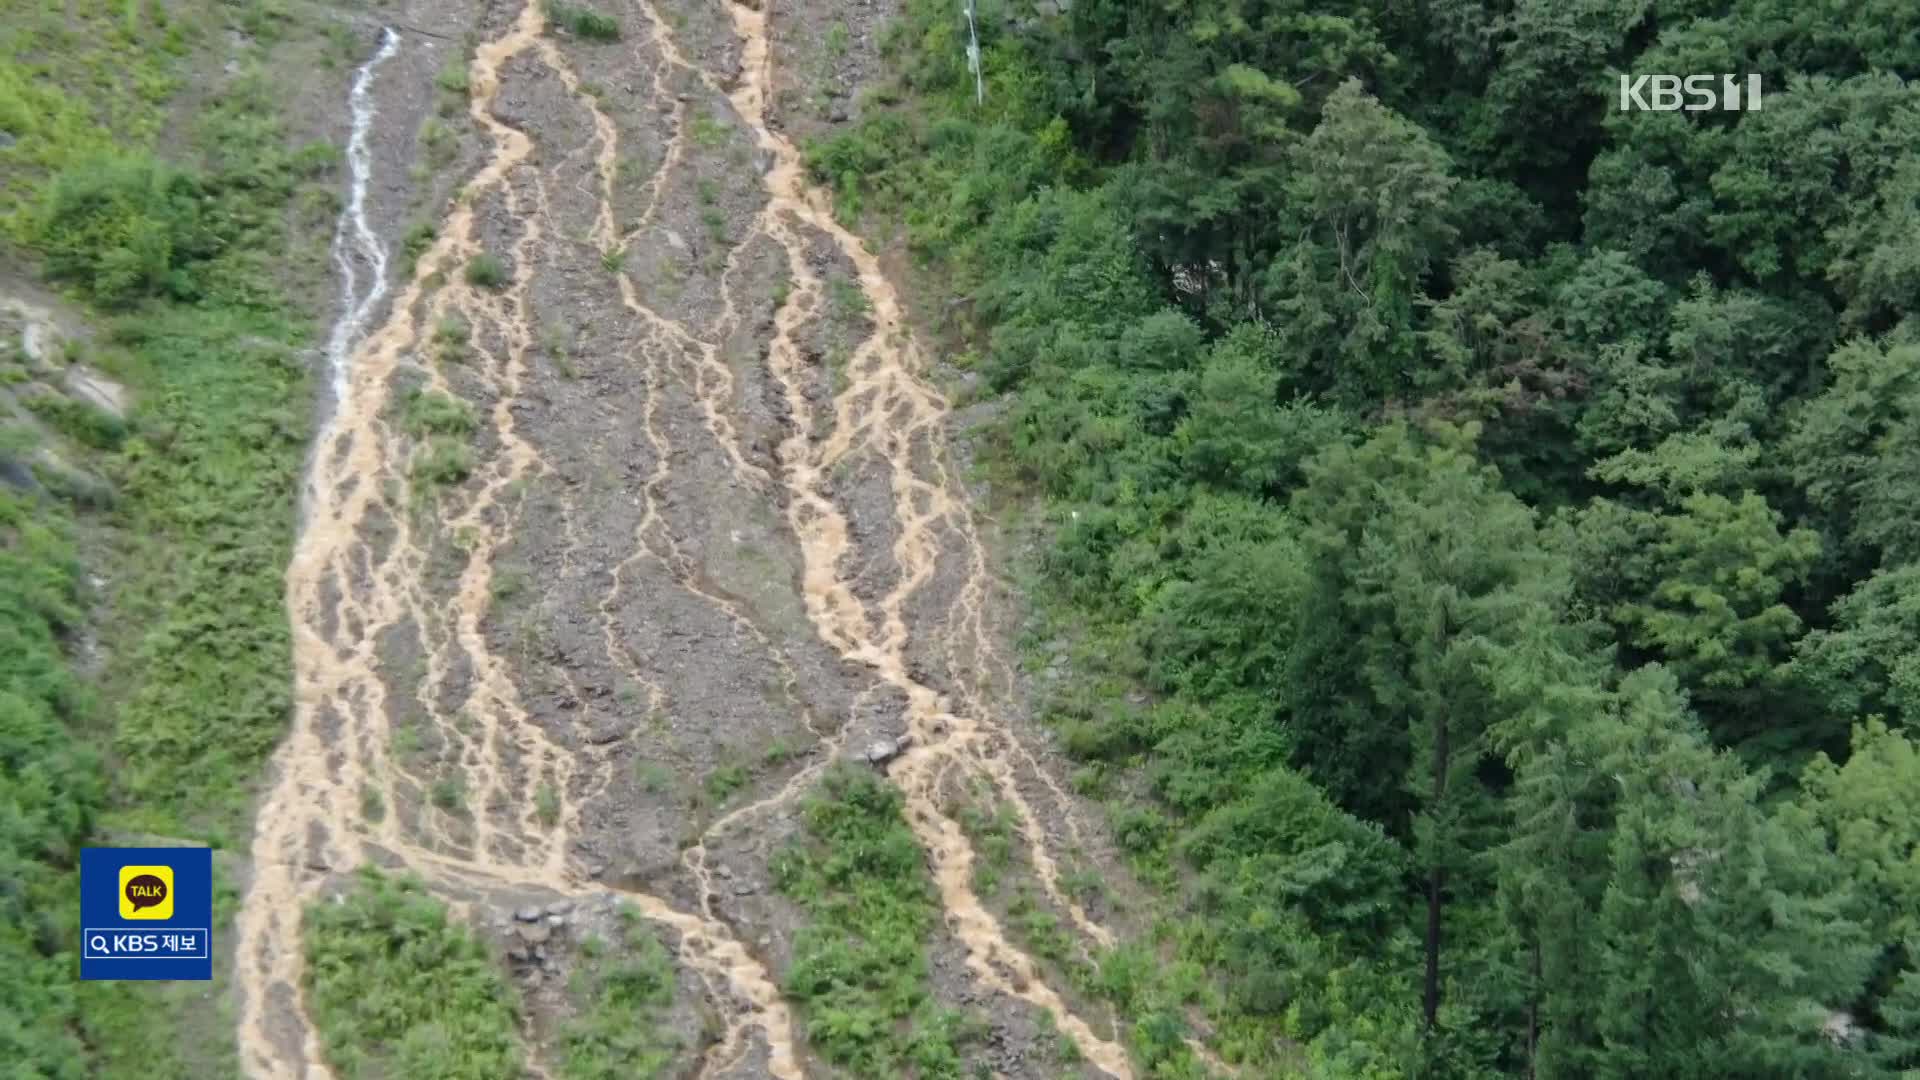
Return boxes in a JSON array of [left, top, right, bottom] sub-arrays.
[[412, 438, 474, 487], [688, 112, 729, 151], [464, 252, 508, 289], [545, 2, 620, 42], [534, 781, 561, 827], [305, 867, 521, 1079], [432, 314, 471, 363], [403, 389, 477, 437], [434, 59, 469, 95], [401, 221, 437, 273], [703, 761, 748, 804], [773, 767, 980, 1074], [428, 773, 466, 812]]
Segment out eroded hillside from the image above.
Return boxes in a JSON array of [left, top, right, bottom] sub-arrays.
[[239, 0, 1142, 1075]]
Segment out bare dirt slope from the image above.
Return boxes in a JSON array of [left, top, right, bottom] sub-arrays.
[[236, 1, 1143, 1076]]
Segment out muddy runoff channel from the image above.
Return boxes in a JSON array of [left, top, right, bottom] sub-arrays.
[[234, 0, 1133, 1076]]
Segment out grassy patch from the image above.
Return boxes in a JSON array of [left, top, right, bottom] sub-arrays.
[[404, 389, 477, 437], [402, 221, 437, 273], [704, 761, 748, 804], [304, 867, 522, 1079], [557, 906, 680, 1078], [434, 59, 469, 95], [688, 112, 730, 151], [545, 2, 621, 42], [0, 485, 115, 1076], [412, 438, 474, 487], [464, 252, 508, 289], [23, 392, 128, 450], [773, 766, 979, 1074]]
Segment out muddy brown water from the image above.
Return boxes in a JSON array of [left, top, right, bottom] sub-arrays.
[[234, 1, 1139, 1076]]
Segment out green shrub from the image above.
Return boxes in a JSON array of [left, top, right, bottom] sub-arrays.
[[464, 253, 508, 289], [23, 393, 127, 450], [403, 390, 476, 437], [0, 488, 107, 1077], [305, 868, 521, 1079], [773, 767, 977, 1073], [429, 774, 465, 811], [434, 60, 469, 94], [558, 912, 679, 1078], [32, 154, 215, 305], [402, 222, 437, 273], [704, 762, 748, 803], [545, 2, 620, 41], [412, 438, 473, 487]]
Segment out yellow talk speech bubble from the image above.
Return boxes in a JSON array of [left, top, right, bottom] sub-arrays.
[[119, 864, 174, 920]]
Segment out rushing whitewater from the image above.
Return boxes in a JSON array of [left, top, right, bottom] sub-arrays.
[[323, 28, 400, 403]]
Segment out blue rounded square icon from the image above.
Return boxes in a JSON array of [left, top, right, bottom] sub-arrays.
[[80, 847, 213, 981]]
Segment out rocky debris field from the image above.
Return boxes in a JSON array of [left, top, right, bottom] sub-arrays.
[[231, 0, 1144, 1076]]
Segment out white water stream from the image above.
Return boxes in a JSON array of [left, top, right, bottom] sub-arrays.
[[323, 27, 400, 403]]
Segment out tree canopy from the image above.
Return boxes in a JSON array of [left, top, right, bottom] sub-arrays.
[[812, 0, 1920, 1072]]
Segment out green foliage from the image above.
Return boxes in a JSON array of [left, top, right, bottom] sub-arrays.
[[0, 8, 340, 1076], [557, 909, 678, 1078], [1794, 563, 1920, 728], [1569, 490, 1821, 742], [464, 252, 508, 289], [809, 0, 1920, 1070], [434, 60, 469, 95], [31, 154, 213, 305], [703, 762, 747, 803], [533, 781, 560, 827], [412, 438, 473, 487], [402, 221, 438, 273], [688, 112, 729, 151], [23, 392, 127, 450], [429, 774, 465, 812], [544, 2, 620, 43], [404, 390, 477, 437], [773, 767, 978, 1074], [304, 868, 523, 1079], [0, 488, 104, 1078], [107, 311, 307, 825]]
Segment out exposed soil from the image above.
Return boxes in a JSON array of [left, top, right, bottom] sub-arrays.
[[234, 1, 1149, 1077]]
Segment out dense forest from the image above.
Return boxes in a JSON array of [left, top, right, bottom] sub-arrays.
[[809, 0, 1920, 1074]]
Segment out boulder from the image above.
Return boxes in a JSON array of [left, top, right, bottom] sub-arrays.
[[863, 734, 912, 767], [62, 366, 129, 421]]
